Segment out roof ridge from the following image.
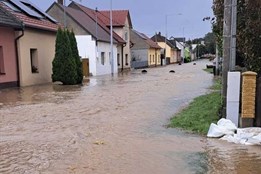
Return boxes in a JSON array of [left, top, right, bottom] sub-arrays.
[[71, 2, 125, 44]]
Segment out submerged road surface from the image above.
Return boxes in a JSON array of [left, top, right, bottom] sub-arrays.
[[1, 60, 261, 174]]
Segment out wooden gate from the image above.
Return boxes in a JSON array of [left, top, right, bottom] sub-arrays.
[[82, 58, 89, 77]]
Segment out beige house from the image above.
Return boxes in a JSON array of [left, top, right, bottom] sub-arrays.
[[0, 0, 59, 87]]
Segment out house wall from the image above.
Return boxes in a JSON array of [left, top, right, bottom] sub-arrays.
[[176, 41, 184, 59], [113, 19, 131, 69], [148, 48, 161, 66], [76, 36, 117, 76], [76, 35, 96, 76], [96, 41, 118, 75], [0, 27, 18, 88], [157, 42, 171, 58], [171, 49, 179, 64], [131, 49, 148, 69], [117, 46, 122, 70], [16, 29, 56, 87], [47, 4, 88, 35]]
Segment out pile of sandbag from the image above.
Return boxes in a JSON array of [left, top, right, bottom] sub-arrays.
[[207, 118, 261, 146]]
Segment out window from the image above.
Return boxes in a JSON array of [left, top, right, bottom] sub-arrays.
[[30, 49, 38, 73], [101, 52, 105, 65], [153, 55, 155, 63], [0, 46, 5, 74], [117, 53, 120, 66], [125, 54, 128, 65], [150, 55, 151, 64]]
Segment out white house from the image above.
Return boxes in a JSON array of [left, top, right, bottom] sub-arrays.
[[46, 1, 125, 76], [76, 35, 118, 76]]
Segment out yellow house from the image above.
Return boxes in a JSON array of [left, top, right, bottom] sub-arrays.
[[151, 32, 179, 65], [0, 0, 59, 87], [130, 30, 162, 68]]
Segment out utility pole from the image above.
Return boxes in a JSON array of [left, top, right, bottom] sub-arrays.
[[222, 0, 232, 117], [165, 15, 168, 66], [110, 0, 114, 76], [230, 0, 237, 71]]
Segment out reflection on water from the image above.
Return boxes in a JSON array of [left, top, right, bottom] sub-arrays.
[[0, 60, 260, 174]]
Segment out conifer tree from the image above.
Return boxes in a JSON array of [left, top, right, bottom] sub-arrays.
[[69, 30, 83, 84], [52, 28, 77, 85], [52, 27, 63, 82]]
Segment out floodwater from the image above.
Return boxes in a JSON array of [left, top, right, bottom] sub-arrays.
[[0, 60, 260, 174]]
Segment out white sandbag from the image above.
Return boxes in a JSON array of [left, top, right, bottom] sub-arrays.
[[207, 123, 234, 138], [220, 135, 240, 144], [207, 118, 236, 138], [207, 123, 224, 138], [217, 118, 237, 132]]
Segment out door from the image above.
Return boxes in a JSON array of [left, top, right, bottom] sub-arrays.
[[82, 58, 89, 77]]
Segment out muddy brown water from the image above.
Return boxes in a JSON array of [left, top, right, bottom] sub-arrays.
[[0, 60, 260, 174]]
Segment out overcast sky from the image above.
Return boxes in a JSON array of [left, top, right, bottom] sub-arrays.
[[30, 0, 214, 40]]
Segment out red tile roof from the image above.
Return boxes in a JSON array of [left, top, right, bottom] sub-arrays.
[[98, 10, 130, 27], [69, 2, 126, 44], [0, 1, 59, 32]]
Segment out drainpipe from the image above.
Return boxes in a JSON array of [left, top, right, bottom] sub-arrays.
[[15, 29, 24, 87]]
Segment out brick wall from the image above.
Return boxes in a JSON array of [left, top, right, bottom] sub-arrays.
[[241, 71, 257, 118]]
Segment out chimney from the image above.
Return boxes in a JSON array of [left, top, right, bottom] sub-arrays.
[[158, 32, 161, 36], [58, 0, 64, 5]]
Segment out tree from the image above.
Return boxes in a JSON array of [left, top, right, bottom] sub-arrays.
[[52, 28, 77, 85], [212, 0, 224, 57], [69, 30, 83, 84], [52, 28, 64, 82], [212, 0, 261, 76], [237, 0, 261, 75], [204, 32, 216, 54]]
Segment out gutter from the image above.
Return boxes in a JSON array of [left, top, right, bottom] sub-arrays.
[[15, 28, 24, 87]]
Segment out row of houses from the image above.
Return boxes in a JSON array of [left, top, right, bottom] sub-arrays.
[[0, 0, 185, 89]]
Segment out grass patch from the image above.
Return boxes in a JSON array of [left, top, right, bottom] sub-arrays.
[[210, 77, 222, 90], [168, 91, 221, 135], [168, 71, 222, 135]]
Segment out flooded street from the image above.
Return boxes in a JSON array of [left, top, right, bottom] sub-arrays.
[[0, 60, 261, 174]]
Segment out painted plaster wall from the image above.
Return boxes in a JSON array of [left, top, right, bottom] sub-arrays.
[[148, 48, 161, 66], [0, 27, 18, 85], [176, 41, 184, 58], [76, 35, 96, 76], [157, 42, 171, 58], [17, 29, 56, 87], [76, 35, 118, 76], [96, 41, 118, 75], [113, 22, 131, 69], [47, 4, 88, 35]]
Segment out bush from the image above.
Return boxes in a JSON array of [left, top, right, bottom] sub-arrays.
[[184, 56, 191, 63], [52, 28, 80, 85]]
